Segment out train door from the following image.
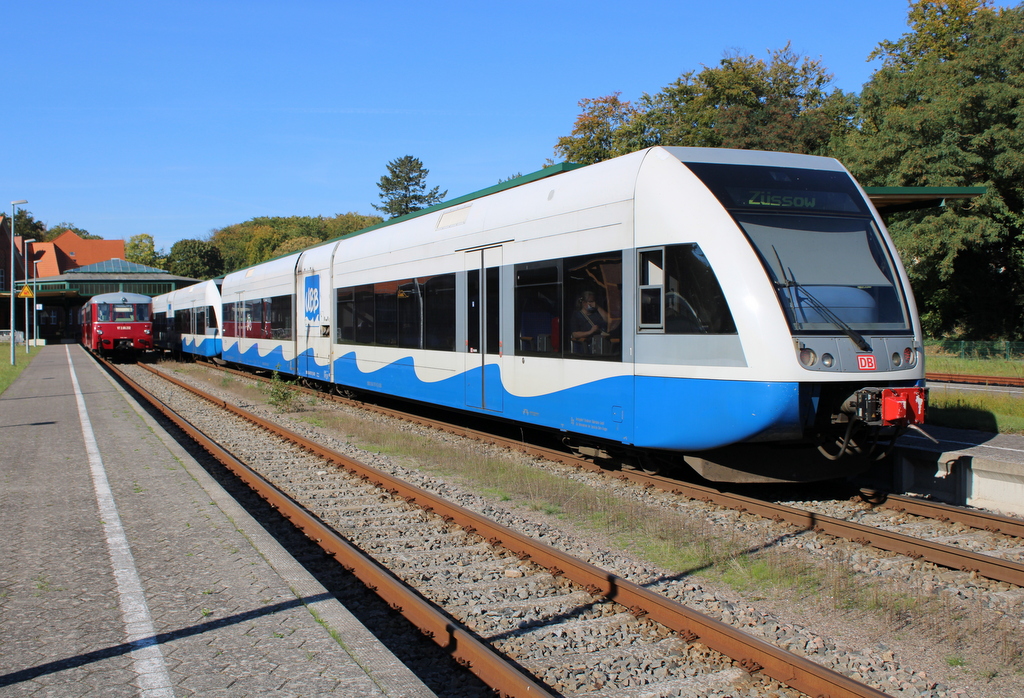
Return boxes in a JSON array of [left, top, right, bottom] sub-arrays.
[[465, 247, 503, 412], [297, 267, 332, 382]]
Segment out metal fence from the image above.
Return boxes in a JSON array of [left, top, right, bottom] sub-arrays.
[[925, 340, 1024, 361]]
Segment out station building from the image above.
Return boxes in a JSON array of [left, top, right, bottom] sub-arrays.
[[1, 220, 197, 345]]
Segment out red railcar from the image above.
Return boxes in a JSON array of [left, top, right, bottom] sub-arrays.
[[80, 292, 154, 354]]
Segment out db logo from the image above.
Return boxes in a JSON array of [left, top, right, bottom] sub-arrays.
[[857, 355, 877, 371]]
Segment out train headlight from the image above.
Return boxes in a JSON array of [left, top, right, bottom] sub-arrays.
[[891, 352, 902, 367], [821, 353, 834, 368], [904, 347, 916, 367], [799, 348, 817, 367]]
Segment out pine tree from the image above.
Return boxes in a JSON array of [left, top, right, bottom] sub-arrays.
[[372, 156, 447, 219]]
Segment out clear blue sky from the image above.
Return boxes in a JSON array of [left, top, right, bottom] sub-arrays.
[[0, 1, 979, 254]]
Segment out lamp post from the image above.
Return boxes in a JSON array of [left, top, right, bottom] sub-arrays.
[[22, 239, 35, 354], [33, 260, 39, 348], [9, 200, 27, 366]]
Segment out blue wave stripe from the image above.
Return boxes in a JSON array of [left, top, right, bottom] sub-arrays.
[[330, 352, 802, 451]]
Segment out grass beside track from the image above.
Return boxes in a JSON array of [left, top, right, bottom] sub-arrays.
[[925, 353, 1024, 434], [0, 346, 43, 396]]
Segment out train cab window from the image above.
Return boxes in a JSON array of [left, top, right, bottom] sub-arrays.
[[96, 304, 111, 322], [565, 252, 622, 360], [638, 244, 736, 334]]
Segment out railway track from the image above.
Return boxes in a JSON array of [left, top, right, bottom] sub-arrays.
[[926, 372, 1024, 388], [102, 356, 906, 698], [186, 360, 1024, 589]]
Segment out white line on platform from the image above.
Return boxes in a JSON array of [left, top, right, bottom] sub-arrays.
[[67, 347, 174, 698]]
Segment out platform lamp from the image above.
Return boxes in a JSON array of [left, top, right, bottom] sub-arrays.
[[9, 200, 27, 366], [33, 260, 39, 347], [21, 239, 35, 353]]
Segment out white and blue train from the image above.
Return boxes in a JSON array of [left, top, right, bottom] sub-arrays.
[[153, 279, 223, 358], [155, 146, 928, 483]]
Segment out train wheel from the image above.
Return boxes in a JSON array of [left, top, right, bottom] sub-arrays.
[[858, 488, 888, 505]]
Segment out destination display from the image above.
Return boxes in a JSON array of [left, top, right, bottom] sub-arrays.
[[684, 161, 870, 215]]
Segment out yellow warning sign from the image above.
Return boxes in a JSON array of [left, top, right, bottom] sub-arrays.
[[17, 285, 33, 298]]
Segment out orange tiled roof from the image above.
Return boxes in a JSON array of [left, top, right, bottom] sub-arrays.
[[27, 242, 60, 278], [50, 230, 125, 269]]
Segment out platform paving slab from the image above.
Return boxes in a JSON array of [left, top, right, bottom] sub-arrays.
[[0, 345, 436, 697]]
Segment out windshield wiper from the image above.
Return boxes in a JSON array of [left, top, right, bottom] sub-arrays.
[[772, 247, 873, 352]]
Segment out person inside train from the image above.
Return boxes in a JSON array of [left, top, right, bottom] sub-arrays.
[[570, 291, 620, 355]]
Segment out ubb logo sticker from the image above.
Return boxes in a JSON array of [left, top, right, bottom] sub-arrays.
[[857, 355, 877, 370], [304, 275, 321, 322]]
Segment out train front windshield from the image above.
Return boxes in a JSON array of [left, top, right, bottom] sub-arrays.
[[96, 303, 150, 322], [684, 161, 911, 334]]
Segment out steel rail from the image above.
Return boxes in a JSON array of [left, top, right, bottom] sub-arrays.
[[650, 479, 1024, 587], [878, 494, 1024, 539], [109, 360, 553, 698], [927, 372, 1024, 387], [134, 362, 891, 698]]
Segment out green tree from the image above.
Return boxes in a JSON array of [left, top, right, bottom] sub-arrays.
[[10, 209, 46, 241], [125, 234, 165, 269], [270, 235, 320, 258], [869, 0, 993, 68], [47, 222, 101, 239], [554, 44, 854, 164], [841, 1, 1022, 339], [166, 239, 223, 279], [209, 212, 383, 272], [373, 156, 447, 219], [554, 93, 657, 165]]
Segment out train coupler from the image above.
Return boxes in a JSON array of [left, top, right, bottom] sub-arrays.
[[850, 387, 927, 427]]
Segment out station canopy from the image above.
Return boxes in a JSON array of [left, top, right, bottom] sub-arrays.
[[864, 186, 986, 215]]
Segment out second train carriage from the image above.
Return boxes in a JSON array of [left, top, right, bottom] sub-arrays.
[[153, 279, 224, 358], [80, 292, 154, 355], [211, 146, 926, 482]]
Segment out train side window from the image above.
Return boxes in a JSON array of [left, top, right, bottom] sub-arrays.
[[195, 307, 207, 334], [423, 274, 456, 351], [639, 244, 737, 335], [337, 285, 375, 345], [268, 295, 294, 340], [515, 262, 561, 356], [665, 244, 736, 334], [565, 252, 623, 360], [221, 303, 235, 337], [638, 249, 664, 329], [397, 279, 421, 349], [175, 308, 191, 334], [336, 287, 355, 343], [374, 282, 398, 346], [240, 299, 260, 338]]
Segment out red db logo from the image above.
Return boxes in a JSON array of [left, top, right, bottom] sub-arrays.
[[857, 355, 877, 370]]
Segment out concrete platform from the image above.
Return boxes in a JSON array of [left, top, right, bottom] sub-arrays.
[[891, 425, 1024, 517], [0, 345, 436, 697]]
